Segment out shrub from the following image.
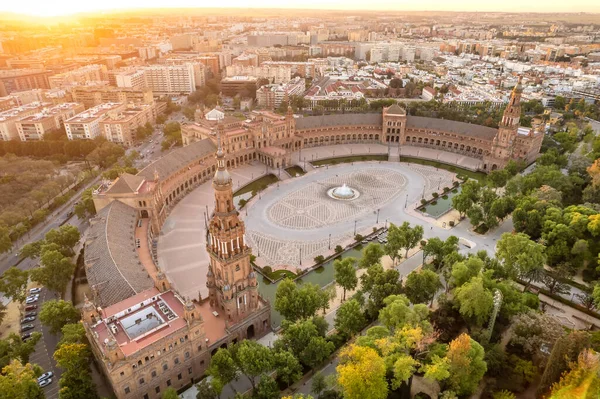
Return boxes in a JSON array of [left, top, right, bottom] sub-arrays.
[[372, 227, 377, 233], [443, 186, 450, 192], [420, 240, 427, 247], [315, 266, 325, 274], [432, 192, 439, 198], [238, 198, 247, 207], [335, 245, 343, 253], [354, 234, 364, 242], [420, 199, 427, 205], [431, 201, 438, 205], [262, 266, 272, 275], [314, 255, 325, 264], [448, 221, 455, 227], [452, 188, 458, 193], [442, 195, 449, 199], [421, 207, 427, 212], [453, 179, 461, 185]]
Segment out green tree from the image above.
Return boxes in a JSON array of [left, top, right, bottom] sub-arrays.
[[450, 257, 483, 288], [86, 141, 125, 169], [182, 107, 196, 121], [337, 344, 388, 399], [496, 232, 546, 285], [273, 350, 302, 388], [195, 379, 218, 399], [58, 323, 87, 349], [275, 279, 329, 322], [423, 236, 459, 270], [359, 243, 384, 269], [360, 264, 403, 315], [398, 222, 424, 257], [74, 187, 97, 219], [208, 348, 238, 394], [255, 375, 279, 399], [45, 225, 80, 255], [275, 319, 334, 371], [444, 333, 487, 396], [334, 257, 357, 301], [378, 295, 429, 331], [334, 299, 365, 337], [162, 387, 179, 399], [0, 332, 42, 370], [0, 226, 11, 254], [546, 349, 599, 399], [39, 300, 80, 334], [0, 360, 44, 399], [0, 267, 29, 303], [404, 269, 442, 305], [311, 372, 327, 399], [19, 241, 42, 259], [454, 276, 493, 326], [30, 250, 75, 294], [54, 343, 98, 399], [235, 340, 273, 390], [384, 223, 404, 265]]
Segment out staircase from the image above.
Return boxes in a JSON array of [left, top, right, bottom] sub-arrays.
[[388, 145, 400, 162]]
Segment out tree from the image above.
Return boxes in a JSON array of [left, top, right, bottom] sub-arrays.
[[54, 343, 98, 399], [454, 276, 493, 326], [273, 350, 302, 388], [58, 323, 87, 349], [0, 226, 11, 254], [45, 225, 80, 255], [443, 333, 487, 396], [0, 332, 42, 369], [235, 340, 273, 390], [208, 348, 238, 394], [334, 299, 365, 337], [311, 372, 327, 399], [162, 387, 179, 399], [275, 319, 334, 371], [0, 360, 44, 399], [255, 375, 279, 399], [195, 379, 218, 399], [360, 264, 403, 314], [275, 279, 329, 322], [334, 257, 357, 301], [488, 169, 509, 191], [39, 300, 80, 334], [359, 243, 384, 269], [337, 345, 388, 399], [496, 232, 545, 285], [450, 257, 483, 288], [378, 295, 429, 331], [547, 349, 599, 399], [74, 187, 97, 219], [30, 250, 75, 294], [86, 141, 125, 169], [384, 223, 403, 265], [404, 269, 442, 305], [182, 107, 196, 121], [0, 267, 29, 303], [423, 236, 459, 269], [19, 241, 42, 259], [452, 180, 480, 217], [509, 310, 564, 358], [399, 222, 424, 258]]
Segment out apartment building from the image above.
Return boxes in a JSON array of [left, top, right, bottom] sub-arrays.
[[225, 64, 291, 84], [220, 76, 258, 97], [262, 61, 317, 78], [101, 103, 156, 146], [48, 64, 108, 89], [16, 102, 85, 141], [65, 102, 126, 140], [143, 64, 196, 95], [0, 69, 52, 96], [112, 69, 147, 90], [71, 86, 154, 109], [0, 102, 47, 140], [256, 77, 306, 109], [158, 58, 207, 88]]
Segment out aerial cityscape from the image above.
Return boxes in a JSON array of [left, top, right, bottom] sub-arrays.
[[0, 4, 600, 399]]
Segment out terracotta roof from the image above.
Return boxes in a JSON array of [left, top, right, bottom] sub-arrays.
[[295, 113, 383, 130], [105, 173, 145, 195], [385, 103, 406, 115], [406, 116, 498, 140], [138, 138, 217, 182], [85, 201, 154, 308]]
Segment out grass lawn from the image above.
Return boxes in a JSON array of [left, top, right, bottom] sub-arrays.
[[233, 173, 279, 197], [399, 156, 487, 182], [285, 165, 306, 177], [312, 154, 388, 166], [270, 269, 297, 280]]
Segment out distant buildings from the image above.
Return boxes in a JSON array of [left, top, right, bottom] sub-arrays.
[[16, 102, 84, 141], [71, 86, 154, 109], [220, 76, 258, 97], [0, 102, 48, 140], [48, 64, 108, 89], [142, 64, 197, 95], [256, 77, 306, 109], [64, 102, 126, 140]]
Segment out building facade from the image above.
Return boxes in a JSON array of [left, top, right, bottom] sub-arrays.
[[71, 86, 154, 109], [65, 102, 126, 140], [15, 102, 85, 141]]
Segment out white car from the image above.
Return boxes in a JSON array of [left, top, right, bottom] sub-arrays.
[[39, 378, 52, 388], [29, 288, 42, 294], [25, 297, 38, 304], [38, 372, 53, 383]]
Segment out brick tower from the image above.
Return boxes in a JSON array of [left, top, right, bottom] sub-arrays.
[[206, 132, 259, 324], [490, 76, 523, 167]]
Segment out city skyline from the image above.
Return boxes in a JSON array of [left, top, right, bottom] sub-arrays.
[[2, 0, 600, 18]]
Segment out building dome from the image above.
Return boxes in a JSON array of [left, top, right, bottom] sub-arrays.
[[213, 168, 232, 185], [332, 184, 355, 200]]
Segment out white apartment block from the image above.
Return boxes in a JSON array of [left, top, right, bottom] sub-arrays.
[[142, 64, 196, 95], [100, 103, 156, 146], [0, 102, 48, 140], [226, 64, 292, 84], [114, 69, 147, 90], [16, 102, 85, 141], [257, 77, 306, 109], [48, 64, 108, 89], [64, 102, 126, 140]]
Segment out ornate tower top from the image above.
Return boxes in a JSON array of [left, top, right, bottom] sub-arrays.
[[501, 76, 522, 129], [213, 126, 232, 187]]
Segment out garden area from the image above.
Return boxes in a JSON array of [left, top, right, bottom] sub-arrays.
[[418, 182, 462, 219], [312, 154, 388, 167], [233, 173, 279, 207], [399, 155, 487, 182], [285, 165, 306, 177]]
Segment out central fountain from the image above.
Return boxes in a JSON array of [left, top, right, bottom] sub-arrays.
[[327, 183, 360, 201]]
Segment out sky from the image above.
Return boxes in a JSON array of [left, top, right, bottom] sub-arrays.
[[1, 0, 599, 17]]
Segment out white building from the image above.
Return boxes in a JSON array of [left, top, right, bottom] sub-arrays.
[[0, 102, 47, 140], [142, 64, 196, 95], [16, 102, 85, 141], [114, 69, 146, 90], [64, 102, 125, 140]]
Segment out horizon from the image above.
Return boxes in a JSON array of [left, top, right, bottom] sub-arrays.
[[2, 1, 600, 19]]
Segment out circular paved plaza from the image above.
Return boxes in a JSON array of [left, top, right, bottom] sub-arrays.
[[156, 160, 461, 300]]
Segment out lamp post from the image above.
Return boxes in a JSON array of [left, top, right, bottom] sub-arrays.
[[328, 234, 331, 250], [353, 220, 357, 236], [299, 247, 302, 266], [404, 194, 408, 208], [376, 209, 380, 224], [385, 219, 388, 229]]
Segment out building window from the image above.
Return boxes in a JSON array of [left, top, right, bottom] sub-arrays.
[[143, 395, 149, 399], [120, 372, 125, 377], [139, 378, 145, 385], [188, 367, 193, 374], [174, 357, 180, 365], [178, 373, 182, 380], [197, 345, 202, 352], [163, 364, 168, 371], [155, 386, 160, 394], [185, 352, 190, 359], [167, 379, 171, 387], [151, 371, 157, 378], [124, 387, 130, 394], [235, 265, 240, 271]]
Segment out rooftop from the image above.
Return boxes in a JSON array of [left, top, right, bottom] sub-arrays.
[[295, 113, 383, 130], [406, 115, 498, 141], [65, 102, 124, 124]]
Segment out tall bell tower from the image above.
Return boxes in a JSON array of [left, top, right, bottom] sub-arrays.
[[206, 132, 259, 324], [491, 76, 523, 161]]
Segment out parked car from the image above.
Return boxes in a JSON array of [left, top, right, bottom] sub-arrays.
[[25, 312, 37, 317], [20, 324, 34, 332], [37, 372, 53, 383], [21, 333, 32, 341], [29, 288, 42, 294], [21, 316, 36, 323], [39, 378, 52, 388], [25, 297, 38, 304], [25, 305, 37, 311]]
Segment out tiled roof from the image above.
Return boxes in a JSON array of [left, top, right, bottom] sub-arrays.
[[85, 201, 154, 308], [385, 103, 406, 115], [138, 138, 217, 181], [406, 116, 498, 140], [105, 173, 145, 195], [295, 113, 383, 130]]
